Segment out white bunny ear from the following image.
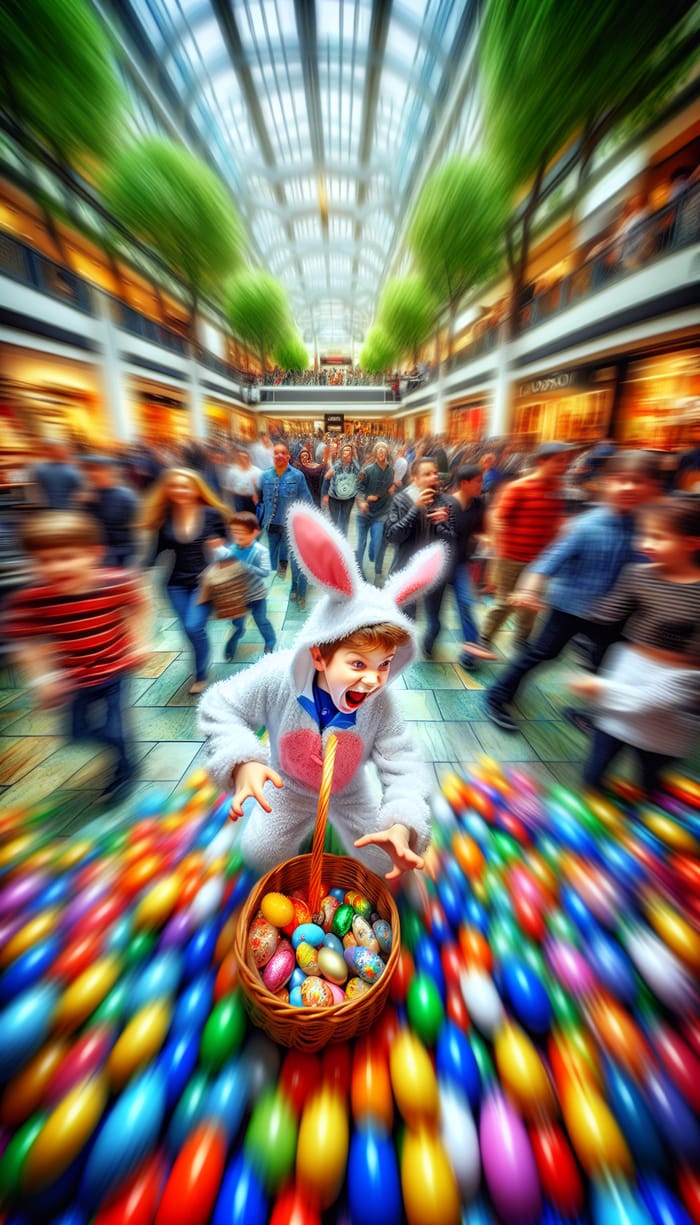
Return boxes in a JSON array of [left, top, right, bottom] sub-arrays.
[[383, 543, 448, 607], [286, 503, 361, 598]]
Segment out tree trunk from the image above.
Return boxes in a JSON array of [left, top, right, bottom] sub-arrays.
[[506, 159, 545, 341]]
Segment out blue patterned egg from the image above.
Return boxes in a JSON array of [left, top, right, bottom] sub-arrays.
[[296, 941, 320, 974], [352, 915, 380, 952], [344, 947, 386, 984], [372, 919, 393, 957], [291, 922, 325, 950]]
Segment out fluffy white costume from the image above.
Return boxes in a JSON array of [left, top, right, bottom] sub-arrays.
[[198, 504, 446, 876]]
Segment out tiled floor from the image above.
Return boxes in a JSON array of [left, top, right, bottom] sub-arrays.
[[1, 566, 698, 840]]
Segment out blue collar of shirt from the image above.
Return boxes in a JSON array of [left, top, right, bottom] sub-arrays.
[[297, 673, 358, 730]]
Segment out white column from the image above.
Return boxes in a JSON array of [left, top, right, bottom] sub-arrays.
[[490, 334, 513, 437], [94, 291, 135, 441], [433, 368, 446, 433], [189, 355, 206, 440]]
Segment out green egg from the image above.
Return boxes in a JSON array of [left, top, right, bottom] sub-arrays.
[[331, 903, 354, 938]]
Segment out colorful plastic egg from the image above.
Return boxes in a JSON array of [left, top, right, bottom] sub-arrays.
[[345, 891, 372, 920], [262, 941, 295, 993], [295, 941, 320, 975], [282, 897, 312, 936], [247, 914, 280, 969], [291, 923, 325, 949], [317, 946, 348, 985], [300, 976, 334, 1007], [344, 946, 385, 984]]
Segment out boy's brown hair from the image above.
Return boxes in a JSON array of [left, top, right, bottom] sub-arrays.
[[316, 621, 411, 664], [20, 511, 103, 553], [230, 511, 260, 534]]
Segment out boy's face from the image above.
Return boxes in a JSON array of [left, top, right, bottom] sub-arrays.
[[32, 545, 103, 591], [231, 524, 257, 547], [311, 643, 396, 714], [604, 470, 659, 513]]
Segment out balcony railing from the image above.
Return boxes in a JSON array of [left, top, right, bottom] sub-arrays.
[[0, 232, 94, 314], [110, 299, 189, 356]]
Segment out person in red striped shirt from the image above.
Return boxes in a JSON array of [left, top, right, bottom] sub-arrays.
[[3, 511, 151, 804]]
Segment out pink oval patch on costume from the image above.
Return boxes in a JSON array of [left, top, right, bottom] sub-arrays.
[[278, 729, 364, 792]]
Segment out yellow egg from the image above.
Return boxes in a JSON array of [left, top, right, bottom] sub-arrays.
[[54, 956, 122, 1033], [260, 891, 295, 928], [389, 1030, 439, 1126], [317, 946, 348, 985], [1, 909, 60, 967], [296, 1086, 348, 1209], [345, 976, 371, 1000], [24, 1073, 109, 1189], [561, 1079, 632, 1177], [134, 873, 181, 929], [106, 1000, 171, 1089], [401, 1127, 461, 1225], [300, 976, 334, 1007], [296, 941, 320, 975], [646, 897, 700, 972], [494, 1020, 555, 1118]]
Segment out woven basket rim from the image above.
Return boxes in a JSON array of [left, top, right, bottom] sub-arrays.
[[234, 851, 400, 1017]]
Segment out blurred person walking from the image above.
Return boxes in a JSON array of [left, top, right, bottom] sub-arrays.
[[141, 468, 230, 694], [355, 442, 395, 583], [323, 442, 361, 535], [294, 445, 324, 506], [259, 442, 312, 608], [30, 439, 83, 509], [80, 455, 139, 567], [225, 448, 261, 512]]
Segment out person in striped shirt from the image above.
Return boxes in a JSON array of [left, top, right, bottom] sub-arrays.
[[3, 511, 151, 804]]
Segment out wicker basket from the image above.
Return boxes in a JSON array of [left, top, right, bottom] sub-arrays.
[[233, 736, 400, 1051]]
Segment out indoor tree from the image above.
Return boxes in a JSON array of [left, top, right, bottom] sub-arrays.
[[376, 275, 438, 367], [226, 270, 292, 377], [359, 325, 398, 374], [274, 331, 309, 373]]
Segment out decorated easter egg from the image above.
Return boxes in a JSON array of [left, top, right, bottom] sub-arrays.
[[260, 892, 294, 928], [262, 941, 295, 993], [300, 976, 334, 1007], [372, 919, 393, 957], [282, 897, 312, 936], [345, 891, 372, 920], [317, 895, 340, 931], [346, 976, 372, 1000], [332, 904, 354, 938], [247, 914, 280, 969], [342, 931, 358, 949], [352, 914, 380, 951], [317, 946, 348, 985], [322, 932, 344, 956], [295, 941, 320, 975], [291, 923, 325, 950], [344, 947, 385, 984]]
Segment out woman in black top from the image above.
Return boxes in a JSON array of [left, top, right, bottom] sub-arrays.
[[294, 446, 324, 506], [141, 468, 230, 693]]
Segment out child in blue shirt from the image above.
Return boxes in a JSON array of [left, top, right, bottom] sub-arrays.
[[216, 512, 277, 661]]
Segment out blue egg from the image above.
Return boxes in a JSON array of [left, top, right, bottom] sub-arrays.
[[167, 1071, 209, 1153], [587, 931, 637, 1004], [348, 1122, 401, 1225], [604, 1059, 664, 1169], [560, 885, 598, 935], [436, 876, 465, 930], [213, 1153, 267, 1225], [0, 981, 59, 1080], [135, 790, 170, 817], [427, 900, 452, 945], [436, 1019, 481, 1108], [414, 935, 445, 999], [174, 971, 214, 1033], [80, 1067, 166, 1210], [289, 986, 303, 1007], [460, 813, 491, 846], [464, 895, 489, 935], [645, 1069, 700, 1165], [183, 919, 219, 978], [592, 1178, 655, 1225], [33, 876, 72, 910], [501, 958, 552, 1034], [105, 914, 132, 954], [330, 887, 346, 901], [227, 870, 256, 911], [0, 937, 61, 1003], [128, 951, 182, 1013], [207, 1059, 251, 1139], [322, 932, 344, 956], [291, 923, 325, 949], [639, 1175, 694, 1225], [157, 1028, 200, 1109], [289, 967, 306, 989]]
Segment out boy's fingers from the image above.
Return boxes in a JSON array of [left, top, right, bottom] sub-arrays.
[[269, 770, 284, 789], [253, 784, 273, 813], [353, 833, 376, 848]]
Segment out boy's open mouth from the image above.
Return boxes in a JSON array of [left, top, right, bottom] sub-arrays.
[[345, 689, 369, 708]]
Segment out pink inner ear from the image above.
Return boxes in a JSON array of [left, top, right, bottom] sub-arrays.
[[393, 552, 443, 606], [294, 515, 354, 595]]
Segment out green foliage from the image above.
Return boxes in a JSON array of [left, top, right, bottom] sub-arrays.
[[359, 325, 398, 373], [480, 0, 698, 190], [226, 270, 292, 362], [408, 156, 508, 309], [102, 139, 244, 297], [274, 330, 309, 371], [376, 275, 438, 360], [0, 0, 123, 164]]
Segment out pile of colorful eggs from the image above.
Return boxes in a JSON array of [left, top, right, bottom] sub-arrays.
[[0, 761, 698, 1225], [248, 888, 393, 1007]]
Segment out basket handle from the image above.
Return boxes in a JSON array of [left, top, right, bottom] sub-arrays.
[[308, 733, 338, 915]]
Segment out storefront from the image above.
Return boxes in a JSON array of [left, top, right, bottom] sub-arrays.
[[616, 348, 700, 450], [0, 346, 110, 451], [448, 397, 489, 442], [513, 365, 617, 445], [137, 393, 190, 446]]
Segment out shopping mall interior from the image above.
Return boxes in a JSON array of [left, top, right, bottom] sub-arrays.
[[1, 3, 700, 1223]]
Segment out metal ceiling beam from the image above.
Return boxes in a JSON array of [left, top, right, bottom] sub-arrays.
[[294, 0, 328, 245]]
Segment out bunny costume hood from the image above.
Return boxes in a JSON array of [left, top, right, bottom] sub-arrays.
[[198, 504, 446, 876]]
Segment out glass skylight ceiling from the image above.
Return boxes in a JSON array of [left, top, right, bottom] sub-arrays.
[[116, 0, 476, 354]]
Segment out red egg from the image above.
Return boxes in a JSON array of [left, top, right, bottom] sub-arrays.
[[389, 947, 414, 1004], [653, 1022, 700, 1112], [51, 931, 105, 982], [321, 1044, 351, 1098], [93, 1153, 167, 1225], [280, 1051, 321, 1115], [440, 942, 465, 990], [282, 897, 312, 937], [529, 1120, 583, 1217], [155, 1122, 226, 1225], [79, 894, 128, 936], [446, 986, 471, 1031], [513, 892, 546, 942], [678, 1165, 700, 1223], [269, 1183, 322, 1225], [45, 1025, 114, 1106]]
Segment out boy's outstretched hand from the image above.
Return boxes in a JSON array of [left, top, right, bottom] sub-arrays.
[[354, 822, 425, 882], [230, 761, 284, 821]]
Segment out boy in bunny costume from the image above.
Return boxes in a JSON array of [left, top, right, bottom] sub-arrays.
[[198, 503, 446, 880]]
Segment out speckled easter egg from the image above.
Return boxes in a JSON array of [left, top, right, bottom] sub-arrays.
[[345, 891, 373, 920], [291, 923, 325, 950], [300, 976, 334, 1007], [352, 914, 380, 952], [247, 912, 280, 968], [332, 903, 354, 938], [260, 891, 294, 928], [372, 919, 393, 957], [344, 947, 385, 984], [295, 941, 320, 975], [317, 946, 348, 985], [317, 895, 341, 932], [345, 976, 372, 1000], [262, 939, 295, 992], [282, 897, 312, 936]]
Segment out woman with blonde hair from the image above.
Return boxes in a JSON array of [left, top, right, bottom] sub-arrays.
[[141, 468, 230, 694]]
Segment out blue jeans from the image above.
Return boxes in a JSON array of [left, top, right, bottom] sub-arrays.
[[489, 607, 612, 707], [356, 515, 387, 575], [266, 526, 288, 569], [328, 497, 355, 535], [583, 728, 674, 793], [70, 675, 131, 778], [167, 585, 210, 681], [228, 598, 276, 652], [450, 564, 479, 644], [403, 584, 446, 652]]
